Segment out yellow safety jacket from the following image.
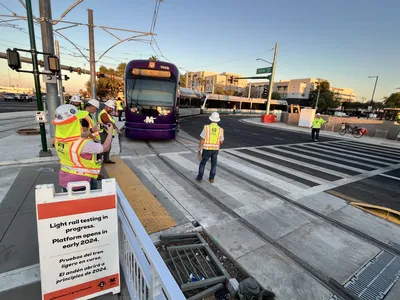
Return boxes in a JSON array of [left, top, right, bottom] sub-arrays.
[[83, 115, 101, 142], [52, 111, 89, 143], [203, 123, 224, 150], [56, 138, 101, 179], [312, 117, 327, 129], [98, 109, 115, 135], [116, 100, 123, 111]]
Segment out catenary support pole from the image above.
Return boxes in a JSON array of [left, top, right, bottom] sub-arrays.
[[39, 0, 59, 140], [88, 9, 96, 99], [266, 42, 279, 115], [55, 40, 64, 104]]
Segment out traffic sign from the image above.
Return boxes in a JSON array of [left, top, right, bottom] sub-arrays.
[[256, 67, 272, 74]]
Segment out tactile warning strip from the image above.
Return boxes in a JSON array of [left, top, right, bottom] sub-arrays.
[[344, 250, 400, 300], [104, 156, 176, 234]]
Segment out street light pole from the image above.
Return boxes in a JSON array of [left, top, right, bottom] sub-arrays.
[[266, 42, 279, 115], [315, 78, 321, 110], [88, 9, 96, 99], [26, 0, 49, 155], [368, 76, 378, 105]]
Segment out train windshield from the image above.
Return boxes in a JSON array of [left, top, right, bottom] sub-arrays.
[[126, 78, 176, 108]]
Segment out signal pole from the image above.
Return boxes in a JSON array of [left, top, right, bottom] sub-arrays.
[[88, 9, 96, 99], [39, 0, 59, 140], [266, 42, 279, 115], [55, 40, 64, 104]]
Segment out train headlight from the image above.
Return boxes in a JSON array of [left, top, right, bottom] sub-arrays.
[[130, 108, 137, 113]]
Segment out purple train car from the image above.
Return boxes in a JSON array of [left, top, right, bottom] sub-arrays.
[[124, 60, 179, 140]]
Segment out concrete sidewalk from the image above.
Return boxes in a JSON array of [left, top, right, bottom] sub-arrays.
[[242, 118, 400, 148]]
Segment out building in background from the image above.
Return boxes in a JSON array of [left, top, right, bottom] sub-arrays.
[[249, 78, 356, 106], [0, 86, 34, 95], [187, 71, 248, 93]]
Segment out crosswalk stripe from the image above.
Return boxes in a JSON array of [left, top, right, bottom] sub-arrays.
[[225, 149, 330, 185], [331, 142, 400, 160], [339, 140, 400, 154], [163, 153, 284, 215], [247, 148, 348, 179], [379, 174, 400, 181], [217, 154, 306, 194], [290, 144, 389, 169], [259, 146, 366, 174], [313, 143, 400, 164]]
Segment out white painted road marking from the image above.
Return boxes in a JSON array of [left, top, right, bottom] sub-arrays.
[[379, 174, 400, 181]]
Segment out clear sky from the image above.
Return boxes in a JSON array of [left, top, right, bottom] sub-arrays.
[[0, 0, 399, 100]]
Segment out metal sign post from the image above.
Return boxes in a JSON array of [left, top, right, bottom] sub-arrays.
[[266, 43, 279, 115]]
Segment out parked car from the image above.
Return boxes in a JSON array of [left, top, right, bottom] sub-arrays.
[[4, 93, 18, 101], [18, 94, 33, 102]]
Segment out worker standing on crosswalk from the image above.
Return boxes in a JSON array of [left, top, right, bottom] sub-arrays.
[[311, 113, 327, 141], [196, 112, 224, 183]]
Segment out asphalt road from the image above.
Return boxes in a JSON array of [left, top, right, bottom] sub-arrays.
[[0, 98, 37, 113], [180, 115, 338, 148], [181, 115, 400, 212]]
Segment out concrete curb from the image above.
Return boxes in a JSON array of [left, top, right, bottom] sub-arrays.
[[0, 156, 59, 167], [0, 264, 40, 292]]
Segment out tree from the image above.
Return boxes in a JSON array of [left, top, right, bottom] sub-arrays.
[[309, 80, 340, 111], [179, 74, 186, 87], [85, 62, 125, 98], [149, 55, 158, 61], [272, 91, 281, 100], [241, 86, 260, 98], [384, 93, 400, 108]]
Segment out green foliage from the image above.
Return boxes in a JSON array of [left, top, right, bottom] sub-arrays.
[[309, 80, 340, 111], [384, 93, 400, 108], [272, 91, 281, 100], [86, 63, 126, 98], [179, 74, 186, 87]]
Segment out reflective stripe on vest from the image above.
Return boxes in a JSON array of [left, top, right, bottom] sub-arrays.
[[84, 115, 100, 141], [203, 124, 223, 150], [98, 109, 115, 135], [56, 139, 101, 179]]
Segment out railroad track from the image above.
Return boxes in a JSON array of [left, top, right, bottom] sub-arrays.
[[143, 138, 400, 300]]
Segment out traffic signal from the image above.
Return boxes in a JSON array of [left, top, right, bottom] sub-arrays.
[[96, 72, 105, 78], [69, 66, 73, 73], [6, 49, 21, 71], [262, 87, 269, 97], [228, 76, 234, 84], [64, 75, 70, 81], [77, 67, 82, 75]]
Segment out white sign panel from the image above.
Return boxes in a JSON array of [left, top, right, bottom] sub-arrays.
[[36, 111, 47, 123], [298, 108, 316, 128], [36, 179, 120, 300], [42, 74, 58, 84]]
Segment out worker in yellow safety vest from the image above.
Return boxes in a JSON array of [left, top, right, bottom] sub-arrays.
[[81, 99, 101, 142], [395, 112, 400, 125], [196, 112, 224, 183], [70, 94, 85, 110], [98, 99, 121, 164], [116, 97, 124, 121], [311, 113, 327, 141], [52, 104, 113, 192]]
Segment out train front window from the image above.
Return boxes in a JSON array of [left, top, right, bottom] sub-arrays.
[[127, 78, 175, 108]]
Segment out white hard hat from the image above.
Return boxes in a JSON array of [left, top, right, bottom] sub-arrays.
[[53, 104, 78, 124], [70, 95, 82, 103], [316, 113, 321, 116], [209, 112, 221, 123], [88, 99, 99, 109], [105, 99, 115, 108]]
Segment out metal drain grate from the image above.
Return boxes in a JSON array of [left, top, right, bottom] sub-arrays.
[[344, 250, 400, 300], [327, 295, 340, 300], [389, 241, 400, 252]]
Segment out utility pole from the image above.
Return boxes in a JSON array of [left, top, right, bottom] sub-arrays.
[[26, 0, 49, 156], [39, 0, 59, 141], [185, 72, 188, 88], [369, 76, 379, 105], [266, 42, 279, 115], [315, 78, 321, 110], [55, 40, 64, 104], [88, 9, 96, 99], [248, 82, 252, 99]]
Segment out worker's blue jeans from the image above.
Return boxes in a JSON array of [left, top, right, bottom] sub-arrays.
[[197, 150, 219, 180]]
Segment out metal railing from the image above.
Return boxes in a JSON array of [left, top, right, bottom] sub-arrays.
[[117, 184, 186, 300]]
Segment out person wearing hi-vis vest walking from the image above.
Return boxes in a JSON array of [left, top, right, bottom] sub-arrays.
[[311, 113, 327, 141], [98, 99, 122, 164], [116, 97, 124, 121], [197, 112, 224, 183], [52, 105, 113, 192]]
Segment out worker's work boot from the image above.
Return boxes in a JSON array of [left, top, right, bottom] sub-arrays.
[[209, 179, 214, 184]]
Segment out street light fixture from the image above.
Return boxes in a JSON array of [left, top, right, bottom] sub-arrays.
[[368, 76, 379, 105], [256, 58, 273, 65]]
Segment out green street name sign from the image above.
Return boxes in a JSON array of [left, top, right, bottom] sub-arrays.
[[256, 67, 272, 74]]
